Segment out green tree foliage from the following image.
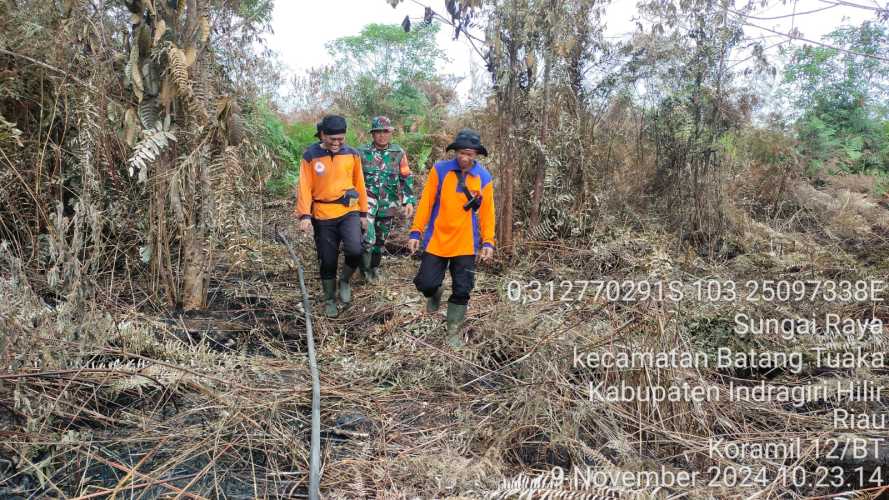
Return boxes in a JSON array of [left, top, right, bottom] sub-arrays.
[[784, 21, 889, 175], [272, 21, 452, 194], [323, 21, 454, 135], [327, 22, 446, 84], [256, 103, 358, 195]]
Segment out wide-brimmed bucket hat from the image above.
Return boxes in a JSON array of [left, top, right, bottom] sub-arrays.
[[445, 128, 488, 156]]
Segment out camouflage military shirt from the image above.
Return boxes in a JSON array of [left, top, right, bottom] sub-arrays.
[[357, 142, 416, 217]]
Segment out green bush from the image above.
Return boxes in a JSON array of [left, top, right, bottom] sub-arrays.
[[783, 22, 889, 177], [261, 21, 454, 192], [258, 107, 361, 196]]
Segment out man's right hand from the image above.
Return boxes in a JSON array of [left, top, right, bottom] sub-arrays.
[[408, 238, 420, 254], [299, 219, 312, 233]]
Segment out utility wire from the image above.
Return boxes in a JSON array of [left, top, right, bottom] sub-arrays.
[[817, 0, 886, 12], [742, 19, 889, 62], [722, 5, 889, 63], [727, 39, 792, 69], [739, 3, 838, 20]]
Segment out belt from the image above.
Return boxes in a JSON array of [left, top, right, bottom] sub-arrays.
[[313, 196, 349, 205], [313, 189, 359, 207]]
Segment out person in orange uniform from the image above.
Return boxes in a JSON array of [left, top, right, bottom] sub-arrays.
[[296, 115, 369, 318], [408, 129, 495, 347]]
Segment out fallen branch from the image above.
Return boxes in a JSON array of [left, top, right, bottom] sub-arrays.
[[275, 225, 321, 500]]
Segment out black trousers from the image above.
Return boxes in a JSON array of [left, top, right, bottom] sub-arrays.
[[413, 253, 476, 305], [312, 211, 362, 280]]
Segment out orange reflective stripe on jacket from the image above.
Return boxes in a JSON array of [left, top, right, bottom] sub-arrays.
[[399, 152, 410, 177], [410, 159, 495, 257], [295, 143, 369, 220]]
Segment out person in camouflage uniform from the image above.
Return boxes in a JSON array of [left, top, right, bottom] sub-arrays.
[[357, 116, 416, 282]]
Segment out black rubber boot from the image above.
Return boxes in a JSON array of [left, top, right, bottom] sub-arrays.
[[446, 302, 466, 348], [426, 286, 443, 313], [321, 279, 338, 318]]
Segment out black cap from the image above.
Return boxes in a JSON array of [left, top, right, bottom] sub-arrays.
[[315, 114, 347, 138], [446, 128, 488, 156]]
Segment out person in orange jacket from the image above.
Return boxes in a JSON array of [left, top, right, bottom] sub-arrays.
[[408, 129, 495, 347], [295, 115, 369, 318]]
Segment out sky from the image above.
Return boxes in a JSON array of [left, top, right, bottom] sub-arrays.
[[264, 1, 876, 108], [266, 1, 479, 80]]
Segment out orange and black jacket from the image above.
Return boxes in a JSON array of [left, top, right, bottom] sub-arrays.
[[295, 143, 369, 221], [409, 159, 495, 257]]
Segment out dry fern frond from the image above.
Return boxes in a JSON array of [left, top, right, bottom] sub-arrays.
[[199, 15, 210, 44], [484, 487, 618, 499], [0, 113, 24, 147], [167, 45, 208, 121], [127, 121, 176, 183], [189, 60, 211, 121], [123, 107, 140, 146], [152, 18, 166, 46], [167, 45, 192, 98], [528, 219, 558, 240], [138, 97, 160, 129], [210, 145, 243, 236], [128, 41, 144, 102]]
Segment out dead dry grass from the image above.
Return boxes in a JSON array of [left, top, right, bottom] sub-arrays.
[[3, 189, 889, 499]]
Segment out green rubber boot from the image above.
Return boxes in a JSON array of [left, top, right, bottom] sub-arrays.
[[368, 251, 383, 282], [321, 279, 338, 318], [339, 264, 357, 305], [445, 302, 467, 348], [426, 286, 443, 313], [360, 251, 374, 282]]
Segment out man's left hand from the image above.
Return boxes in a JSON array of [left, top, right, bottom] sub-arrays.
[[480, 246, 494, 262], [408, 238, 420, 254], [360, 217, 368, 231], [403, 204, 414, 219]]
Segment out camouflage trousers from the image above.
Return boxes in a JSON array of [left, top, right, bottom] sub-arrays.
[[363, 211, 395, 255]]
